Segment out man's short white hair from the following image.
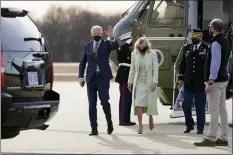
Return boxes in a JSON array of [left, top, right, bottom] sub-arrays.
[[91, 25, 103, 34]]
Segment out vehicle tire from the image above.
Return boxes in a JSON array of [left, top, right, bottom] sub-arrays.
[[1, 127, 20, 139]]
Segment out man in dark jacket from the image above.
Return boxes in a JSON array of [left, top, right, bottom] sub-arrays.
[[115, 32, 136, 126], [178, 29, 210, 134], [79, 25, 119, 136], [194, 19, 231, 147]]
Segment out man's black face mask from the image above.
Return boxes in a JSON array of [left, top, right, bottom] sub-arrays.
[[209, 27, 213, 37], [122, 43, 130, 48], [93, 36, 101, 41], [192, 38, 200, 45], [128, 42, 133, 47]]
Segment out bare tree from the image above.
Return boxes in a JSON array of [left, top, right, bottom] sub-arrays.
[[35, 5, 121, 62]]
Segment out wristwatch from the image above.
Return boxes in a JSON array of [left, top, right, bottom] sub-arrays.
[[208, 82, 213, 85]]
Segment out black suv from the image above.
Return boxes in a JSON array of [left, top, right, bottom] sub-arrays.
[[1, 8, 60, 139]]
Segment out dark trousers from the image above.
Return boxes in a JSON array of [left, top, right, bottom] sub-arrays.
[[87, 74, 112, 131], [182, 88, 206, 131], [119, 82, 132, 123]]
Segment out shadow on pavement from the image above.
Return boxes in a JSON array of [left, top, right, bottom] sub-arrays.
[[47, 124, 202, 151], [123, 123, 232, 153], [46, 129, 160, 153], [94, 135, 160, 154], [124, 124, 199, 150], [47, 123, 232, 153]]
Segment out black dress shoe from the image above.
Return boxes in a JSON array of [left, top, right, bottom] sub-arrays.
[[89, 130, 98, 136], [184, 126, 194, 133], [214, 138, 228, 146], [119, 122, 136, 126], [197, 130, 203, 134], [107, 122, 114, 135], [193, 138, 216, 147]]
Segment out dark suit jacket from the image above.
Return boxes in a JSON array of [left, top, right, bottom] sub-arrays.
[[79, 38, 119, 83], [178, 43, 210, 91], [115, 45, 132, 83]]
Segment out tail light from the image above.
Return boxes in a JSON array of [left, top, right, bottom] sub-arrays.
[[50, 53, 54, 89], [1, 52, 5, 89]]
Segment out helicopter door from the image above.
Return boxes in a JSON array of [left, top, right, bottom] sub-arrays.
[[144, 0, 188, 107]]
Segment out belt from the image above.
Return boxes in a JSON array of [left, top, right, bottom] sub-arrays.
[[119, 63, 131, 67]]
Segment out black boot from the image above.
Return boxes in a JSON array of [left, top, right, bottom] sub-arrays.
[[107, 121, 114, 135], [184, 126, 194, 133], [103, 103, 114, 135], [89, 130, 98, 136]]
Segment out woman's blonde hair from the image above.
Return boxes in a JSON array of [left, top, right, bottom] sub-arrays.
[[134, 37, 152, 52]]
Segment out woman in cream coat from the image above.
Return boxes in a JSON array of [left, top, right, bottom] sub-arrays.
[[127, 37, 159, 134]]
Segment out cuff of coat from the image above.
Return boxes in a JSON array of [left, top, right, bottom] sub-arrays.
[[107, 37, 115, 41], [78, 76, 84, 79]]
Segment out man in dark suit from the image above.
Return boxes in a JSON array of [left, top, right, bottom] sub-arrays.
[[115, 32, 136, 126], [178, 29, 210, 134], [78, 25, 119, 136]]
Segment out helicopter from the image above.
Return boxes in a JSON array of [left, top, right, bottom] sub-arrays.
[[110, 0, 233, 118]]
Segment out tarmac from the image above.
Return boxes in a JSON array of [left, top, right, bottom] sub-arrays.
[[1, 82, 232, 154]]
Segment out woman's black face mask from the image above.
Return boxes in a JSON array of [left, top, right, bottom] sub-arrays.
[[139, 47, 147, 53]]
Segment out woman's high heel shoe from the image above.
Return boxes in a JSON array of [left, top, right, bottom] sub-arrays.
[[138, 125, 143, 134], [149, 117, 154, 130], [149, 124, 154, 130]]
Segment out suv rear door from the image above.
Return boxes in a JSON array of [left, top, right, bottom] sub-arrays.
[[1, 8, 53, 102]]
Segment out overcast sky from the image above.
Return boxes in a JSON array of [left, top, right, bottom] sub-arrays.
[[1, 1, 136, 19]]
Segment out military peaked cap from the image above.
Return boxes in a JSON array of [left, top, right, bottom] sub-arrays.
[[119, 32, 132, 41], [190, 29, 203, 38], [191, 29, 203, 34]]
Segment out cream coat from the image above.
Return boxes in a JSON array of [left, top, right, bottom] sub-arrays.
[[128, 50, 159, 116]]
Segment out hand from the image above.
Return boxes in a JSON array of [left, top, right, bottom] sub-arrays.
[[79, 78, 85, 87], [104, 25, 114, 39], [208, 79, 214, 83], [127, 83, 132, 92], [152, 83, 157, 92], [177, 80, 183, 88], [205, 85, 211, 93], [205, 80, 213, 93]]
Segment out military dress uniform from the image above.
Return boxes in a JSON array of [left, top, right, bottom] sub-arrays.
[[115, 32, 136, 126], [178, 29, 211, 134]]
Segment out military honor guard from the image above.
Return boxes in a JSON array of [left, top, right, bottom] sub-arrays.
[[115, 32, 136, 126], [178, 29, 210, 134]]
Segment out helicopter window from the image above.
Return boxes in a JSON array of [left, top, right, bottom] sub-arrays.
[[148, 0, 186, 27], [122, 1, 146, 18], [138, 4, 150, 22], [122, 1, 137, 18]]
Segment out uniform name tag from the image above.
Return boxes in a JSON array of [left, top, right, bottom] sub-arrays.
[[199, 51, 206, 55]]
